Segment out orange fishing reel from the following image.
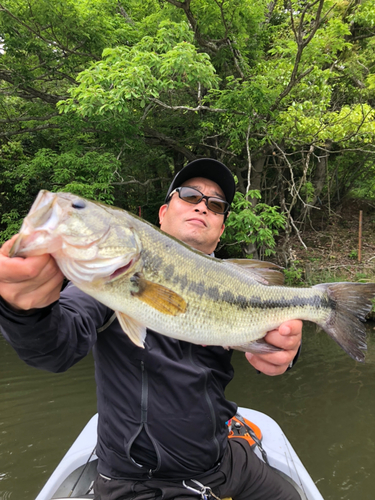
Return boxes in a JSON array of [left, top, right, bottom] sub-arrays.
[[227, 415, 262, 448]]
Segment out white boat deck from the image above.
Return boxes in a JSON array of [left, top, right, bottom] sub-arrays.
[[35, 408, 324, 500]]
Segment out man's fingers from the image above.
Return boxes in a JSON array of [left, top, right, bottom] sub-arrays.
[[245, 320, 303, 376], [0, 247, 58, 283], [262, 331, 301, 351], [246, 352, 292, 376], [6, 271, 64, 310], [262, 320, 303, 350], [278, 320, 303, 336], [0, 237, 64, 310]]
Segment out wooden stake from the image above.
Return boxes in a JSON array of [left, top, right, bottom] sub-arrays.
[[358, 210, 363, 263]]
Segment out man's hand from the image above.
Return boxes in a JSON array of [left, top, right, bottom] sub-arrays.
[[245, 320, 302, 376], [0, 235, 64, 311]]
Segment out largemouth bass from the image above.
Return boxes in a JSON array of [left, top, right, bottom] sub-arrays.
[[10, 190, 375, 362]]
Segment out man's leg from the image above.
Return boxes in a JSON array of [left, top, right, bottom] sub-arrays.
[[94, 474, 157, 500], [210, 438, 301, 500], [94, 439, 301, 500], [94, 473, 203, 500]]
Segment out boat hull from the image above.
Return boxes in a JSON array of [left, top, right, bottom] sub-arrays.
[[35, 408, 324, 500]]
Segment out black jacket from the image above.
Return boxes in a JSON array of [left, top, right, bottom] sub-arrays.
[[0, 283, 237, 479]]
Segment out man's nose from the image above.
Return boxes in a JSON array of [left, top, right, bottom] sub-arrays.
[[194, 199, 208, 212]]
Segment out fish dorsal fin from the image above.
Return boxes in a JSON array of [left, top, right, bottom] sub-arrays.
[[116, 311, 147, 348], [226, 258, 282, 270], [131, 274, 187, 315], [225, 259, 285, 286]]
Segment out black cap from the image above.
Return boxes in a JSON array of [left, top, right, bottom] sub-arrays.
[[164, 158, 235, 205]]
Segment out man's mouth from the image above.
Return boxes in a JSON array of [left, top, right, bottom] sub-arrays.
[[186, 218, 207, 227]]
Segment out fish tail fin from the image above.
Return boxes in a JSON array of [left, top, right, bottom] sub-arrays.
[[313, 282, 375, 363]]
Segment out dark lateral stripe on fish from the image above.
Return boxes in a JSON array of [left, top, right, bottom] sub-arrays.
[[219, 292, 332, 310], [151, 260, 334, 311]]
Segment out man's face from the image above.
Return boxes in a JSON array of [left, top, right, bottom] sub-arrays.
[[159, 177, 226, 254]]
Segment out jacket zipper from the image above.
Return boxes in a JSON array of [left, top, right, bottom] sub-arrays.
[[140, 360, 161, 477], [188, 344, 220, 462]]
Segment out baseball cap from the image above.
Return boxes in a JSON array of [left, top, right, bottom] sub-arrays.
[[164, 158, 236, 205]]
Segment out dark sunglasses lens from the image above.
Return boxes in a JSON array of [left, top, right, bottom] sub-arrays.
[[179, 187, 202, 204], [207, 199, 228, 214], [179, 187, 228, 214]]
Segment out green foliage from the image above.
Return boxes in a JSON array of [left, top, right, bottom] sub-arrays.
[[301, 182, 315, 204], [0, 210, 22, 245], [220, 190, 286, 257], [3, 0, 375, 264], [5, 149, 117, 202], [59, 20, 219, 119], [283, 261, 304, 286], [0, 147, 119, 241]]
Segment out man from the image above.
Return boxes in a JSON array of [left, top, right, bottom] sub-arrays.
[[0, 158, 302, 500]]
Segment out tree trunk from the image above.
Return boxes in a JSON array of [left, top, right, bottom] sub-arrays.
[[311, 142, 332, 207]]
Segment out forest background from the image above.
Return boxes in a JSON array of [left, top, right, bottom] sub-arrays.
[[1, 0, 375, 285]]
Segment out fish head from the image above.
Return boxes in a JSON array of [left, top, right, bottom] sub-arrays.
[[10, 190, 142, 284]]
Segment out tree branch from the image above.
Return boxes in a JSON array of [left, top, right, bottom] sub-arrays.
[[149, 98, 246, 115], [0, 123, 60, 137], [111, 177, 170, 186], [0, 113, 59, 123], [165, 0, 227, 53], [269, 0, 325, 113], [0, 71, 66, 104], [143, 125, 196, 160], [0, 3, 101, 61]]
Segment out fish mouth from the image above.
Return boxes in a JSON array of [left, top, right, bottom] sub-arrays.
[[9, 190, 109, 258], [106, 258, 137, 282], [10, 191, 61, 257]]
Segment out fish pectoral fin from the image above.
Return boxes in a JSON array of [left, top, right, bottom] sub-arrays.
[[115, 311, 147, 348], [131, 275, 187, 316], [225, 259, 285, 286], [230, 338, 283, 354]]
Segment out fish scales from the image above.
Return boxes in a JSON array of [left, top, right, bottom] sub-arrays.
[[10, 190, 375, 362], [64, 215, 341, 349]]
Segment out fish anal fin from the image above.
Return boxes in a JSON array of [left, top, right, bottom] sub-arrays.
[[131, 275, 187, 316], [116, 311, 147, 348], [230, 338, 283, 354]]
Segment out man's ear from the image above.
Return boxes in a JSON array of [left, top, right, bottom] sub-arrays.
[[159, 204, 168, 226]]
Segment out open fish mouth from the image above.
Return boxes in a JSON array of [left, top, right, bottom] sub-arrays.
[[107, 259, 137, 282], [10, 190, 142, 286], [10, 191, 110, 258], [10, 191, 63, 257]]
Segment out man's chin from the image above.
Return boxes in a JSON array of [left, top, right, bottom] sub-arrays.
[[179, 234, 213, 254]]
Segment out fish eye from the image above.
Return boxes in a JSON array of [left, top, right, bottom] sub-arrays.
[[72, 199, 86, 210]]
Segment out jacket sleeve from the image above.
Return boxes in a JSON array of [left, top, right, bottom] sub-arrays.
[[0, 283, 111, 373]]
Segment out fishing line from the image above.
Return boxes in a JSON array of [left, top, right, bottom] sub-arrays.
[[68, 446, 97, 497]]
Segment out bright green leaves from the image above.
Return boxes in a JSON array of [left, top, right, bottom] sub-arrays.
[[0, 148, 119, 243], [221, 190, 286, 258], [59, 21, 219, 118], [15, 149, 118, 202], [4, 0, 375, 254], [159, 42, 217, 87], [274, 102, 375, 145]]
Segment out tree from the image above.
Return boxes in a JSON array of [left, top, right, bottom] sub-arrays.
[[2, 0, 375, 261]]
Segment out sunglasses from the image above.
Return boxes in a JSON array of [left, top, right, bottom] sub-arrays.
[[168, 186, 230, 215]]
